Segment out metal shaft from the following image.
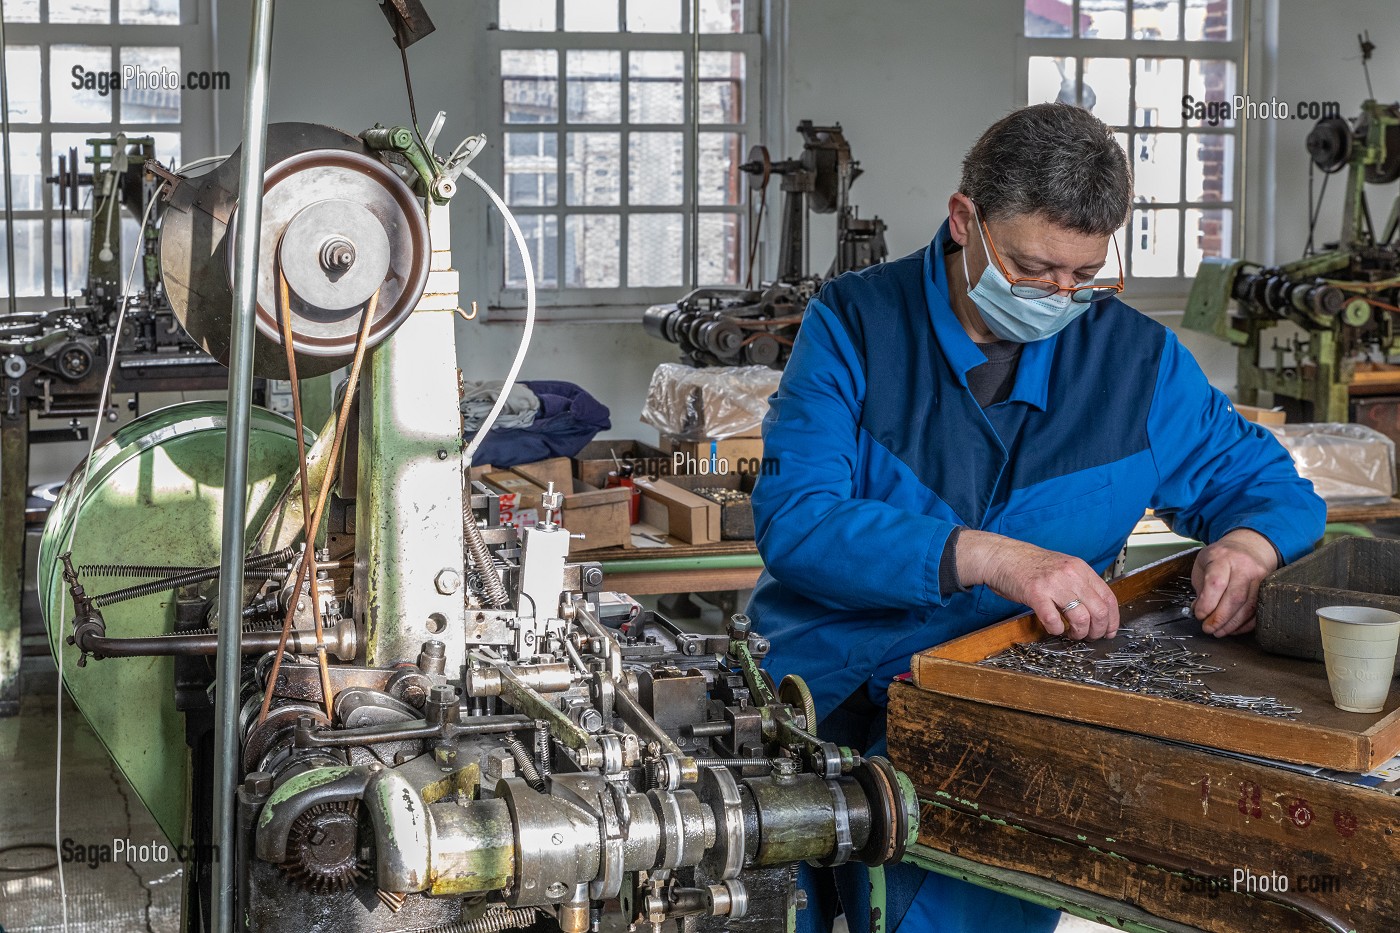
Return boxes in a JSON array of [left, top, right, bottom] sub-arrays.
[[0, 3, 17, 313], [212, 1, 276, 928]]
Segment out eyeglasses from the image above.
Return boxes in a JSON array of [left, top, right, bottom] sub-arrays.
[[976, 212, 1124, 304]]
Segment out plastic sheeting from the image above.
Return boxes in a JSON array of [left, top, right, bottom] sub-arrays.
[[1265, 422, 1397, 505], [641, 363, 782, 440]]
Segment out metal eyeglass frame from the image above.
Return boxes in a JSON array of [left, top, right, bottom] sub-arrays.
[[976, 211, 1124, 304]]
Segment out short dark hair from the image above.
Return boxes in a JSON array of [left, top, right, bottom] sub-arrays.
[[959, 103, 1132, 237]]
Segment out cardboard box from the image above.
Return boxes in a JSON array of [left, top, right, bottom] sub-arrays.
[[573, 439, 668, 488], [661, 433, 767, 477], [1235, 404, 1287, 425], [664, 473, 758, 540], [484, 458, 631, 553], [634, 477, 721, 545]]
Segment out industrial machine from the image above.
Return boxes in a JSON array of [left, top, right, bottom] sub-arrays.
[[0, 136, 235, 716], [1184, 95, 1400, 440], [643, 121, 887, 369], [37, 6, 918, 931]]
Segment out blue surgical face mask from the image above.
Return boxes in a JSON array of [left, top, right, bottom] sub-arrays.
[[960, 209, 1090, 343]]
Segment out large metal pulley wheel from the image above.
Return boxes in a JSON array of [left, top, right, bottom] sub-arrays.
[[159, 123, 431, 379]]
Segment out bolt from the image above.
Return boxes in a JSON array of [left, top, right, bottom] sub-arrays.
[[435, 568, 462, 595], [437, 448, 449, 460], [582, 566, 604, 588], [551, 832, 565, 846], [546, 880, 568, 899], [242, 772, 273, 796]]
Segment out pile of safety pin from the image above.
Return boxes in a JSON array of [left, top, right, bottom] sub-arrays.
[[979, 633, 1301, 719]]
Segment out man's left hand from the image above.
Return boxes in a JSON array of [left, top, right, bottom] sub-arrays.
[[1191, 529, 1279, 637]]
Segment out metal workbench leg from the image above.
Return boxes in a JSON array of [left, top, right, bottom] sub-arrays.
[[0, 417, 28, 715]]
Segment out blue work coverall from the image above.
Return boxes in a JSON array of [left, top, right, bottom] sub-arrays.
[[746, 220, 1327, 933]]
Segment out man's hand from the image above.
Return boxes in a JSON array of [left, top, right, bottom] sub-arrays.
[[1192, 528, 1279, 637], [956, 530, 1120, 640]]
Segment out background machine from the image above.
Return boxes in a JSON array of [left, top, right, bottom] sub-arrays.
[[38, 5, 918, 931], [643, 121, 887, 369], [1184, 93, 1400, 444]]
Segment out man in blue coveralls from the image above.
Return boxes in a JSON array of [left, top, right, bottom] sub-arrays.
[[746, 103, 1326, 932]]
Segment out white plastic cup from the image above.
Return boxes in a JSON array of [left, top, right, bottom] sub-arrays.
[[1317, 605, 1400, 714]]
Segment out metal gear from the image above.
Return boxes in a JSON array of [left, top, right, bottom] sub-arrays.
[[278, 800, 367, 893]]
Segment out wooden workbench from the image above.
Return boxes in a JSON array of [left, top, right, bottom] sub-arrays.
[[888, 684, 1398, 932]]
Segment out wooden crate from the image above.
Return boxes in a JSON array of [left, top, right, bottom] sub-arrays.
[[911, 551, 1400, 771]]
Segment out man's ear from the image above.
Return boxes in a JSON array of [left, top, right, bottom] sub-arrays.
[[947, 193, 975, 247]]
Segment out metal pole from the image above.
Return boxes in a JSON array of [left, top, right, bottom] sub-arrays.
[[1, 2, 16, 314], [211, 1, 276, 929]]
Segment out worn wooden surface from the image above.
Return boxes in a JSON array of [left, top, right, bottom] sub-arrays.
[[912, 551, 1400, 771], [888, 683, 1400, 933]]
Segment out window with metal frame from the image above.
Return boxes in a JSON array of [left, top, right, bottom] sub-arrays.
[[2, 0, 212, 310], [487, 0, 761, 314], [1020, 0, 1242, 300]]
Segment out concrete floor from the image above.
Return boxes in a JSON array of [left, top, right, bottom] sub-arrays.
[[0, 663, 182, 933]]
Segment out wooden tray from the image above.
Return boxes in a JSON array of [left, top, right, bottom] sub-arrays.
[[911, 550, 1400, 771]]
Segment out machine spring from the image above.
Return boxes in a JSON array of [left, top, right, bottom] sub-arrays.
[[503, 735, 546, 791], [463, 511, 511, 609], [418, 906, 541, 933], [89, 546, 297, 609], [81, 545, 296, 580], [533, 720, 552, 781]]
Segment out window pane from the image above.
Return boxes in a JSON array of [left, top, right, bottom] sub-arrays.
[[1131, 207, 1179, 277], [120, 0, 180, 24], [50, 0, 110, 23], [699, 52, 744, 123], [503, 50, 558, 124], [698, 132, 742, 206], [565, 0, 618, 31], [567, 50, 621, 123], [1184, 207, 1231, 276], [505, 132, 559, 207], [0, 220, 45, 297], [629, 52, 684, 123], [506, 214, 558, 288], [1186, 132, 1233, 202], [1082, 58, 1129, 125], [1134, 58, 1183, 128], [699, 0, 744, 33], [146, 130, 182, 169], [698, 213, 741, 285], [566, 132, 620, 205], [1082, 0, 1127, 39], [630, 133, 684, 205], [52, 217, 91, 297], [2, 0, 40, 22], [1132, 0, 1180, 40], [1028, 56, 1076, 107], [121, 47, 181, 123], [565, 215, 620, 287], [53, 45, 114, 123], [1132, 132, 1181, 203], [1186, 59, 1238, 128], [1024, 0, 1071, 37], [628, 0, 681, 32], [1184, 0, 1231, 40], [6, 47, 42, 123], [0, 133, 44, 210], [628, 214, 683, 286], [499, 0, 556, 31]]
